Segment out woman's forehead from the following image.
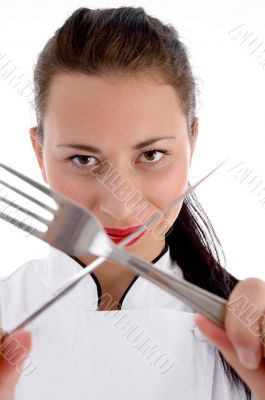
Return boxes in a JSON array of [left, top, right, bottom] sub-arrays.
[[46, 72, 181, 111], [43, 72, 187, 140]]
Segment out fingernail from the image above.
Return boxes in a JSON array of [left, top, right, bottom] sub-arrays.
[[236, 348, 260, 369]]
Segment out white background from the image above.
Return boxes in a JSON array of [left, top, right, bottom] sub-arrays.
[[0, 0, 265, 280]]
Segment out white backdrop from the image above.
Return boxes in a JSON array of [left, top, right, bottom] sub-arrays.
[[0, 0, 265, 280]]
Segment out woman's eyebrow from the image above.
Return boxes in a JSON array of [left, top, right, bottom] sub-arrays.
[[56, 136, 176, 154]]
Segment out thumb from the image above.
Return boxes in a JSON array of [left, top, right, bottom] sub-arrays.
[[194, 314, 265, 400]]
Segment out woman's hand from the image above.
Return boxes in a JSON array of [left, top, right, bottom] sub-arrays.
[[0, 329, 31, 400], [195, 277, 265, 400]]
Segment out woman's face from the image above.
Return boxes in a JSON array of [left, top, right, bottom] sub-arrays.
[[30, 72, 198, 262]]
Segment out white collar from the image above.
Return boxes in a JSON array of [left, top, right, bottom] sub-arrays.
[[36, 245, 189, 311]]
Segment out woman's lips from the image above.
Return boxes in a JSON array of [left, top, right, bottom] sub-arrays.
[[104, 225, 142, 236], [104, 225, 146, 246]]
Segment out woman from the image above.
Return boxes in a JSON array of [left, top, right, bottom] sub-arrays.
[[0, 6, 264, 399]]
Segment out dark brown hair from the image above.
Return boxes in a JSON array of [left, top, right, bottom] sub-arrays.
[[32, 6, 251, 398]]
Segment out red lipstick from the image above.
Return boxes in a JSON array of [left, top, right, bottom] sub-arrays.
[[104, 225, 146, 246]]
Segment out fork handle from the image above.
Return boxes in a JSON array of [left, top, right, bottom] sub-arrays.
[[110, 246, 227, 328]]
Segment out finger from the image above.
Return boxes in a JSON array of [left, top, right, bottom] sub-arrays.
[[0, 329, 32, 387], [261, 314, 265, 358], [225, 278, 265, 368], [195, 314, 265, 400]]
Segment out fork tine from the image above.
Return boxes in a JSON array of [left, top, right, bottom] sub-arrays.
[[0, 178, 55, 214], [0, 195, 51, 225], [0, 162, 63, 205], [0, 211, 44, 238]]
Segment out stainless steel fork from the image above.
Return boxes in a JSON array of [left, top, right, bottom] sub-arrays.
[[0, 160, 227, 339]]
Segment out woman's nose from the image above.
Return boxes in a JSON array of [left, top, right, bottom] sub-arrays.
[[97, 177, 138, 220], [98, 192, 133, 220]]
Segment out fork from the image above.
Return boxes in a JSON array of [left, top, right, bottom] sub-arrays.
[[0, 160, 227, 339]]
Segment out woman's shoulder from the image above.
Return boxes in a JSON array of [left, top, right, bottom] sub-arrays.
[[0, 257, 46, 289], [0, 256, 48, 327], [0, 246, 76, 291]]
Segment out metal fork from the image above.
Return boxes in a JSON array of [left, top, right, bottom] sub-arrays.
[[0, 160, 227, 339]]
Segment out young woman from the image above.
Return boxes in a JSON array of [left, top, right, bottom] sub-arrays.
[[0, 6, 264, 400]]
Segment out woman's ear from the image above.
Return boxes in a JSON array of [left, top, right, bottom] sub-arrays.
[[190, 117, 199, 163], [29, 127, 48, 183]]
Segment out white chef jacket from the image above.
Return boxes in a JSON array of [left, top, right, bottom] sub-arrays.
[[0, 245, 251, 400]]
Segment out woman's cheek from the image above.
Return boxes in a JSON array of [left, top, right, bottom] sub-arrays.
[[46, 168, 97, 208], [140, 166, 187, 235], [149, 161, 189, 210]]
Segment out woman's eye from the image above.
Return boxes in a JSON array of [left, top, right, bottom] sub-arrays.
[[68, 155, 97, 167], [138, 149, 168, 164]]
